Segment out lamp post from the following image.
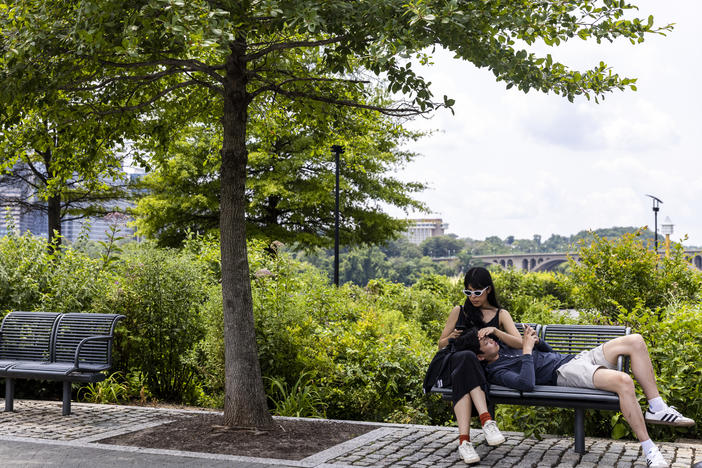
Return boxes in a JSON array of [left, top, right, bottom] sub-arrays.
[[645, 194, 663, 254], [331, 145, 344, 286], [661, 216, 674, 257]]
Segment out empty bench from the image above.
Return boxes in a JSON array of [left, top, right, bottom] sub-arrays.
[[0, 311, 124, 415], [431, 323, 630, 453]]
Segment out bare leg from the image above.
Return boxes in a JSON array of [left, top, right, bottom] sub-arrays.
[[453, 394, 472, 436], [601, 334, 660, 400], [593, 368, 650, 442], [454, 386, 489, 436], [470, 386, 489, 414]]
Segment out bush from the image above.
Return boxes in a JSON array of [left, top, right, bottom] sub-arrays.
[[94, 243, 210, 403], [0, 231, 55, 311], [616, 303, 702, 440], [0, 231, 113, 313], [491, 269, 575, 322], [569, 230, 701, 319], [196, 240, 441, 423]]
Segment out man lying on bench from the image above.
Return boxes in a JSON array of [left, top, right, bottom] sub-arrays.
[[464, 325, 694, 468]]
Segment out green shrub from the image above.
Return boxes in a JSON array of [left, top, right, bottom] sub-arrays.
[[196, 240, 440, 423], [0, 231, 114, 313], [569, 230, 701, 319], [266, 371, 327, 418], [0, 231, 53, 311], [615, 303, 702, 440], [94, 243, 210, 403], [491, 269, 575, 322]]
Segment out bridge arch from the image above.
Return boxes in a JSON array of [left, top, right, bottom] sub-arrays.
[[531, 258, 568, 272]]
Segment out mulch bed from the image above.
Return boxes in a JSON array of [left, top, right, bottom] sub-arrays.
[[98, 413, 380, 460]]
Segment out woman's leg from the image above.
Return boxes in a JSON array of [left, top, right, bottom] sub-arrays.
[[453, 393, 473, 436]]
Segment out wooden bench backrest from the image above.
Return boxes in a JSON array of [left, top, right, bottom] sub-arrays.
[[52, 313, 123, 365], [0, 312, 61, 361]]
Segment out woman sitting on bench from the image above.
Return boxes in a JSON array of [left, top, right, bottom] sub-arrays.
[[436, 267, 523, 464]]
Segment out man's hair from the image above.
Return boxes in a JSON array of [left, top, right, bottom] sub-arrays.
[[454, 327, 481, 354]]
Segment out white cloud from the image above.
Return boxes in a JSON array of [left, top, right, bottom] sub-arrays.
[[390, 1, 702, 246]]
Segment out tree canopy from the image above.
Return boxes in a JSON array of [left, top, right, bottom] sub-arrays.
[[1, 0, 670, 428], [133, 92, 427, 248]]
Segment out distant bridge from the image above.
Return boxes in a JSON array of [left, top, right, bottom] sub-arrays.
[[470, 251, 702, 272]]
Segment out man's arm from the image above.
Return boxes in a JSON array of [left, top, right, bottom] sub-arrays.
[[489, 326, 540, 391], [490, 355, 536, 391]]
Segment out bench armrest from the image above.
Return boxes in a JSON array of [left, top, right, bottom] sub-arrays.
[[72, 335, 114, 371]]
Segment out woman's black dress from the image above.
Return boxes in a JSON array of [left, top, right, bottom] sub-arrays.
[[448, 307, 500, 407]]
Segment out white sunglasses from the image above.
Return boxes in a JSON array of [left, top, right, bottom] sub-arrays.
[[463, 286, 489, 297]]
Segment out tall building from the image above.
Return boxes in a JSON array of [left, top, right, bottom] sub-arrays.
[[0, 167, 144, 242], [405, 218, 449, 245]]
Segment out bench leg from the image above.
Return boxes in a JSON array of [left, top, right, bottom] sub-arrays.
[[574, 408, 585, 454], [62, 381, 72, 416], [4, 378, 14, 412]]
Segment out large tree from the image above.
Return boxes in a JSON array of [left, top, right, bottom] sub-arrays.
[[0, 0, 669, 428], [133, 92, 426, 248]]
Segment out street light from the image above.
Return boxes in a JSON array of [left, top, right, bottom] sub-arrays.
[[331, 145, 344, 286], [645, 194, 663, 254], [661, 216, 674, 257]]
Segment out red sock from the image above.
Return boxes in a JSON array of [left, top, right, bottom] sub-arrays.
[[459, 434, 470, 444], [479, 412, 492, 426]]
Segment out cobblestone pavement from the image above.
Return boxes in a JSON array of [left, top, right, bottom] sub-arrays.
[[328, 426, 702, 468], [0, 399, 179, 442], [0, 400, 700, 468]]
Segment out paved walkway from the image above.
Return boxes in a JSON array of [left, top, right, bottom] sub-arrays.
[[0, 400, 700, 467]]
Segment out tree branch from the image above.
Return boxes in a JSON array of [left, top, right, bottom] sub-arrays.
[[246, 35, 350, 61], [255, 85, 430, 117], [86, 80, 203, 116]]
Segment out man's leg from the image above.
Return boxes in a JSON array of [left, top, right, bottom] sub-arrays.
[[592, 368, 669, 467], [602, 334, 695, 427], [601, 334, 659, 399], [592, 368, 650, 441]]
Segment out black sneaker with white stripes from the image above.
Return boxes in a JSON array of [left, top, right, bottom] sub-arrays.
[[645, 405, 695, 427]]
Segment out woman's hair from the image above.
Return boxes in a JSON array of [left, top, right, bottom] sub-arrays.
[[462, 267, 501, 327]]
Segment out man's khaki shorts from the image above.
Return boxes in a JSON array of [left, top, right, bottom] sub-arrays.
[[555, 344, 616, 388]]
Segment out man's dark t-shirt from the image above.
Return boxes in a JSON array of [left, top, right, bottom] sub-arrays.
[[484, 341, 575, 391]]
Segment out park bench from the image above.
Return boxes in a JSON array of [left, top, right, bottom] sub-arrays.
[[0, 311, 124, 415], [430, 323, 631, 453]]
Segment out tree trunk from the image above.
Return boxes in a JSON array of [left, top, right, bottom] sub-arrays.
[[43, 150, 62, 248], [220, 39, 274, 428], [47, 192, 61, 247]]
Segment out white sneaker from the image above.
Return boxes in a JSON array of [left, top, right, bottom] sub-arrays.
[[645, 405, 695, 427], [645, 448, 668, 468], [482, 420, 506, 446], [458, 440, 480, 464]]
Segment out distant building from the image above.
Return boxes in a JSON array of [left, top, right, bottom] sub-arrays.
[[0, 167, 144, 243], [405, 218, 449, 245]]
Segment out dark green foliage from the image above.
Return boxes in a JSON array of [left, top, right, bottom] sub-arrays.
[[93, 244, 210, 403]]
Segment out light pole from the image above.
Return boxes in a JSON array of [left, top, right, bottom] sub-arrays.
[[645, 194, 663, 254], [331, 145, 344, 286], [661, 216, 674, 257]]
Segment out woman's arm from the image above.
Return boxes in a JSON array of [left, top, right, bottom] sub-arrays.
[[477, 310, 523, 348], [438, 306, 462, 349]]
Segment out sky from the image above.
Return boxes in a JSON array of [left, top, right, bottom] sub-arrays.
[[387, 1, 702, 247]]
